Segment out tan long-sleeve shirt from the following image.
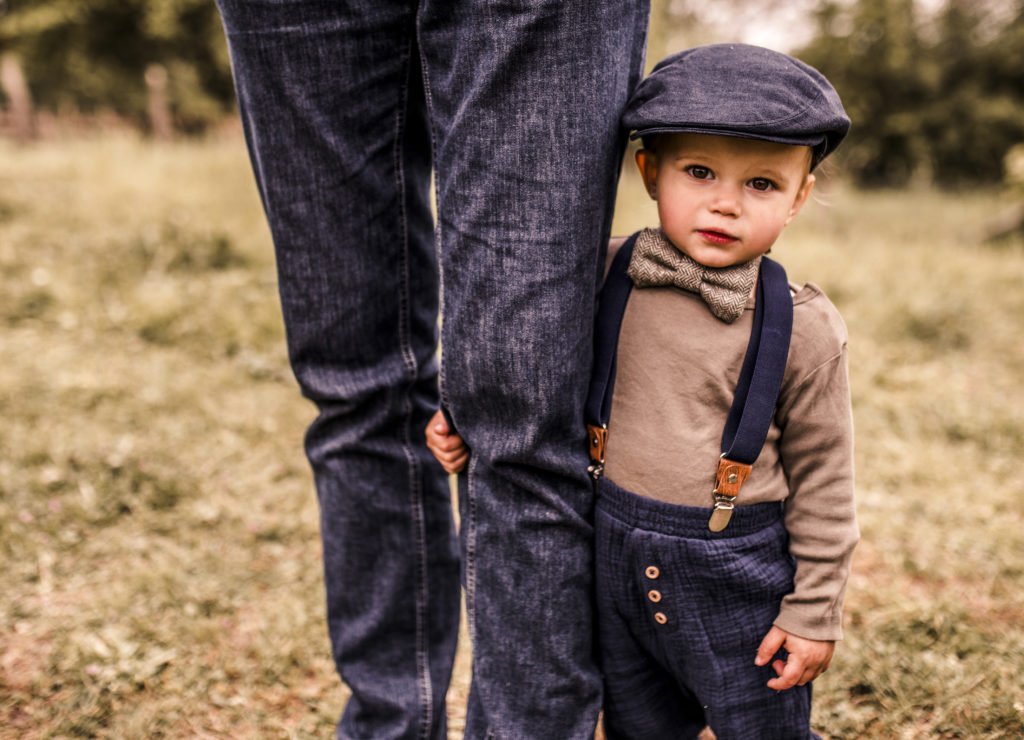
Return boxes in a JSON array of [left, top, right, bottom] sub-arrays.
[[602, 256, 859, 641]]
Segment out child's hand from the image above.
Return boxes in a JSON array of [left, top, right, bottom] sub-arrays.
[[755, 626, 834, 691], [425, 410, 469, 474]]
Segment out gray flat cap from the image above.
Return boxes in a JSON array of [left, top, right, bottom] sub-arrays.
[[623, 44, 850, 168]]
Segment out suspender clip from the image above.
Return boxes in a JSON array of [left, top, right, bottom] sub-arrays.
[[587, 424, 608, 479], [708, 457, 753, 532], [709, 494, 736, 532]]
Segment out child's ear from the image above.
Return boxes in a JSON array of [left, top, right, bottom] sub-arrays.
[[635, 149, 659, 200], [785, 173, 816, 225]]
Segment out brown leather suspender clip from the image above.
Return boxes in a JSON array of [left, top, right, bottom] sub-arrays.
[[587, 424, 608, 480], [708, 457, 753, 532]]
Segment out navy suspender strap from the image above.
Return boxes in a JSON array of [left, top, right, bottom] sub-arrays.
[[584, 232, 793, 532], [720, 256, 793, 463], [708, 256, 793, 531], [585, 234, 638, 479]]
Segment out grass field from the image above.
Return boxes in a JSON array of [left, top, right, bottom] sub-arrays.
[[1, 134, 1022, 738]]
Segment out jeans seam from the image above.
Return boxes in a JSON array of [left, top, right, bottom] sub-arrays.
[[463, 457, 479, 644], [414, 8, 450, 422], [395, 24, 434, 740]]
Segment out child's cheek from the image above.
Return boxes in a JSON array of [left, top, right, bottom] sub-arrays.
[[660, 207, 692, 246]]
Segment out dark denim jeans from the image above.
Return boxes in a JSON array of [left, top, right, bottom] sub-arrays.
[[215, 2, 648, 737]]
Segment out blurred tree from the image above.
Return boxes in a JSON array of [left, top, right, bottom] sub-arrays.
[[799, 0, 930, 187], [982, 143, 1024, 241], [0, 50, 34, 138], [978, 142, 1024, 240], [0, 0, 233, 133], [798, 0, 1024, 187], [2, 0, 1021, 174], [918, 0, 1024, 185]]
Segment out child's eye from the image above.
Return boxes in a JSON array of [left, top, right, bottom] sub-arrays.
[[685, 165, 712, 180], [749, 178, 776, 191]]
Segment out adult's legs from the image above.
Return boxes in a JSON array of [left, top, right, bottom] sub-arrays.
[[418, 1, 650, 736], [215, 3, 460, 738]]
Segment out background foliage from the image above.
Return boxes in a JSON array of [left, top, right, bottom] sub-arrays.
[[3, 0, 1024, 185], [797, 0, 1024, 187], [0, 0, 234, 132]]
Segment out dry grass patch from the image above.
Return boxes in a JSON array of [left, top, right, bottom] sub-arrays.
[[1, 135, 1022, 737]]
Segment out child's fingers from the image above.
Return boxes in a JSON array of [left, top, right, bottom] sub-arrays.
[[754, 626, 786, 667], [425, 425, 465, 450], [425, 411, 452, 442], [426, 434, 466, 458], [424, 408, 468, 474], [804, 654, 832, 683], [433, 447, 466, 465], [443, 454, 468, 475], [766, 654, 805, 691], [788, 660, 817, 687], [796, 644, 833, 684], [802, 666, 823, 685], [430, 413, 450, 435], [440, 451, 468, 474], [434, 435, 466, 453]]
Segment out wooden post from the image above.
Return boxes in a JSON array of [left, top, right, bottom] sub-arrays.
[[1, 52, 34, 140]]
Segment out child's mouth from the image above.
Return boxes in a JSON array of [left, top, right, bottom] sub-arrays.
[[697, 229, 737, 245]]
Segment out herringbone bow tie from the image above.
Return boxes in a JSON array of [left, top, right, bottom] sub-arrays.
[[627, 228, 761, 323]]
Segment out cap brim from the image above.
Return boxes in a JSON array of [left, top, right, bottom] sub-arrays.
[[629, 125, 827, 150]]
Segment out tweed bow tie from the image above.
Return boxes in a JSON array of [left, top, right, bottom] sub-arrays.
[[627, 228, 761, 323]]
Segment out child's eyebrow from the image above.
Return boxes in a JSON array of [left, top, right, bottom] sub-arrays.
[[671, 150, 711, 162], [757, 169, 789, 183]]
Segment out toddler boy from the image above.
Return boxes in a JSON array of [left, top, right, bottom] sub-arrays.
[[427, 44, 858, 739]]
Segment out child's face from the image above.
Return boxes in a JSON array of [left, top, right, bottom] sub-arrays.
[[637, 133, 815, 268]]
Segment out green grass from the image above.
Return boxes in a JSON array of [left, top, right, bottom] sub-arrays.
[[2, 134, 1023, 738]]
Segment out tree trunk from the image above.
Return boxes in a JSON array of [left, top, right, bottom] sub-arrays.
[[1, 53, 34, 140], [145, 64, 174, 140]]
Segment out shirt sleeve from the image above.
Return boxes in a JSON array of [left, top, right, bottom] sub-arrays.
[[773, 345, 859, 641]]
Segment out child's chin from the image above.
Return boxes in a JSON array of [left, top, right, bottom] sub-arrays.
[[691, 250, 741, 269]]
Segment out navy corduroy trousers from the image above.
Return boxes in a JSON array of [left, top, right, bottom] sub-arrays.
[[595, 477, 819, 740]]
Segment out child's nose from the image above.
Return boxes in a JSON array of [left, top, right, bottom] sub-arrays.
[[709, 186, 742, 217]]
